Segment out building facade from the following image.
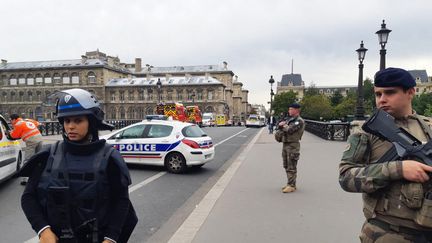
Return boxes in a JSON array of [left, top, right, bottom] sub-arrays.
[[0, 50, 249, 121]]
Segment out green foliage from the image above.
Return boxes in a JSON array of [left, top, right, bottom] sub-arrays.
[[304, 83, 319, 96], [333, 95, 356, 119], [330, 90, 343, 106], [363, 78, 375, 112], [424, 104, 432, 117], [413, 92, 432, 115], [301, 94, 333, 120], [272, 91, 298, 115]]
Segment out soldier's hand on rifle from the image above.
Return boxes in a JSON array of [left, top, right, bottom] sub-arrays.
[[402, 160, 432, 183], [39, 227, 58, 243]]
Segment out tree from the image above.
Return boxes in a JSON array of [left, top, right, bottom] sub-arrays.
[[304, 82, 319, 96], [272, 91, 298, 116], [330, 90, 343, 106], [413, 92, 432, 115], [424, 104, 432, 117], [301, 94, 333, 120], [363, 78, 375, 114], [333, 95, 356, 119]]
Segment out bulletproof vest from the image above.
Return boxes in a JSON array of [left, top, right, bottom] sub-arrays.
[[282, 116, 305, 143], [363, 114, 432, 229], [37, 141, 114, 235]]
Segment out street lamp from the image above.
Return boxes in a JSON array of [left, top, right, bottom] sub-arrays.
[[191, 91, 196, 103], [376, 19, 391, 71], [268, 75, 275, 113], [355, 41, 368, 120], [156, 78, 162, 104]]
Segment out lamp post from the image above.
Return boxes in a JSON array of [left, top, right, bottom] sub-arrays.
[[156, 78, 162, 104], [268, 75, 275, 113], [376, 19, 391, 71], [355, 41, 368, 120], [191, 91, 196, 104]]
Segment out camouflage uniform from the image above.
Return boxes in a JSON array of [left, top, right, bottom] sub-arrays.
[[281, 115, 305, 188], [339, 113, 432, 242]]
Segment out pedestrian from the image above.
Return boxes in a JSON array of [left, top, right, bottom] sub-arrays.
[[9, 113, 43, 185], [20, 88, 138, 243], [267, 114, 276, 134], [278, 103, 305, 193], [339, 67, 432, 242]]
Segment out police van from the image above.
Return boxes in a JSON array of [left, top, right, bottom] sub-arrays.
[[100, 119, 214, 173], [0, 114, 23, 183], [245, 114, 265, 128]]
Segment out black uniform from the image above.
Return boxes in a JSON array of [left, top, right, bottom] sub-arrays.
[[21, 138, 137, 243]]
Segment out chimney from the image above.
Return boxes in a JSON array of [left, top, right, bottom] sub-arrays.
[[135, 58, 142, 72], [81, 55, 87, 64], [223, 61, 228, 70], [107, 56, 114, 66], [1, 59, 7, 64]]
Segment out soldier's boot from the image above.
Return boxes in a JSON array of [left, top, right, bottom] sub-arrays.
[[282, 185, 296, 193]]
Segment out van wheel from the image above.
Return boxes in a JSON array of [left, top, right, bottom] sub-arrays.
[[165, 152, 187, 174]]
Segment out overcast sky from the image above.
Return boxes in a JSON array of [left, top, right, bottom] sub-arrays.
[[1, 0, 432, 108]]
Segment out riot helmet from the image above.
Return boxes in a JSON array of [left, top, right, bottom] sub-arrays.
[[55, 88, 113, 131]]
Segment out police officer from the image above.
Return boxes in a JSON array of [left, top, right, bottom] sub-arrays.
[[279, 103, 305, 193], [339, 67, 432, 242], [21, 89, 137, 243], [9, 113, 43, 185]]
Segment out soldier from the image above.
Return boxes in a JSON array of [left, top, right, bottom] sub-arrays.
[[339, 67, 432, 242], [279, 103, 305, 193]]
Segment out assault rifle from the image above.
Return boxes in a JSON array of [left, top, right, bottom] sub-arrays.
[[362, 109, 432, 165]]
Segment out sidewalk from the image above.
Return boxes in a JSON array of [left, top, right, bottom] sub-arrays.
[[171, 129, 364, 243]]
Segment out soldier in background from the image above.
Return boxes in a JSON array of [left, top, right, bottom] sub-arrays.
[[278, 103, 305, 193], [339, 67, 432, 242]]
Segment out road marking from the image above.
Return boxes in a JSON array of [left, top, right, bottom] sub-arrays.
[[24, 236, 38, 243], [214, 128, 249, 146], [128, 127, 250, 194], [129, 171, 167, 193], [168, 127, 263, 243]]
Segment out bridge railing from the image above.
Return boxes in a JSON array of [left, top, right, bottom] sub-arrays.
[[304, 119, 350, 141], [38, 119, 143, 136]]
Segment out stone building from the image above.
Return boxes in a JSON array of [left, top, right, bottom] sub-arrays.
[[0, 50, 249, 121]]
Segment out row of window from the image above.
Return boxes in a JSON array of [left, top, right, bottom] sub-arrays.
[[110, 89, 214, 102], [107, 105, 214, 120], [0, 89, 96, 103], [0, 72, 97, 86], [2, 104, 216, 121]]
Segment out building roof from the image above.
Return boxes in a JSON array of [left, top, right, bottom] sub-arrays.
[[106, 76, 223, 87], [280, 73, 303, 86], [408, 70, 428, 83], [0, 58, 130, 73], [131, 64, 232, 75]]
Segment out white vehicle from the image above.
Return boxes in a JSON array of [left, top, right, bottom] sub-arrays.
[[100, 119, 215, 173], [245, 114, 265, 128], [0, 114, 23, 183], [202, 112, 215, 127]]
